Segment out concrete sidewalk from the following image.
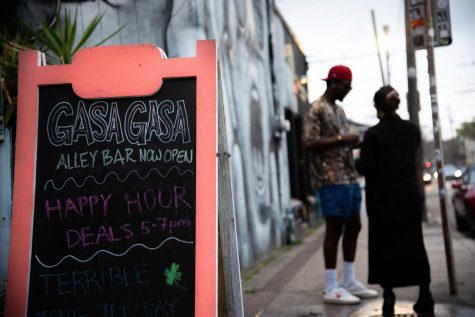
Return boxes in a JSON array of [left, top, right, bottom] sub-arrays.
[[243, 190, 475, 317]]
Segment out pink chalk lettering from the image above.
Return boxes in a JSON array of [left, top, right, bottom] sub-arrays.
[[174, 186, 191, 208], [82, 226, 95, 247], [78, 196, 89, 215], [143, 188, 156, 211], [45, 199, 63, 220], [66, 225, 125, 248], [121, 224, 134, 239], [158, 189, 173, 208], [45, 194, 112, 221], [65, 198, 81, 218], [88, 196, 99, 216], [124, 192, 143, 214], [124, 186, 192, 215], [100, 193, 112, 216], [66, 229, 81, 248]]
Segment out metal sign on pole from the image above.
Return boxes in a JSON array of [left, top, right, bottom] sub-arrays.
[[409, 0, 452, 50], [424, 0, 457, 295]]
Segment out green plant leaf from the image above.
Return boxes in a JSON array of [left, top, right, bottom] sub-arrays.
[[40, 21, 64, 61], [1, 8, 123, 129], [94, 24, 126, 47], [67, 9, 78, 58], [72, 12, 104, 54]]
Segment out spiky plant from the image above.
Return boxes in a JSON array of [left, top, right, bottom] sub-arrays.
[[0, 9, 124, 131], [23, 9, 125, 64], [0, 28, 30, 128]]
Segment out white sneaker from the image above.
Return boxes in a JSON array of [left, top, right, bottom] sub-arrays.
[[323, 286, 361, 304], [345, 280, 378, 298]]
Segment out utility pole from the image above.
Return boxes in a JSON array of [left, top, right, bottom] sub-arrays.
[[383, 25, 391, 85], [424, 0, 457, 295], [404, 0, 427, 221], [371, 10, 386, 85]]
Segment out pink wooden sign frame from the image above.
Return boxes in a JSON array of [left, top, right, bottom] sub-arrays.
[[6, 40, 217, 316]]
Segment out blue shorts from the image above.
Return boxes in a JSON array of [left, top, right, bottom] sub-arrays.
[[318, 183, 361, 219]]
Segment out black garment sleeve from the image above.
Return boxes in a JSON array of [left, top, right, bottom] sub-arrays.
[[355, 129, 378, 177]]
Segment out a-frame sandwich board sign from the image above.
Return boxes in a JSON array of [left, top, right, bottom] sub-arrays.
[[6, 40, 217, 317]]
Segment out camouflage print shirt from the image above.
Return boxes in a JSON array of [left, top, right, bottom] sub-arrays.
[[302, 96, 358, 189]]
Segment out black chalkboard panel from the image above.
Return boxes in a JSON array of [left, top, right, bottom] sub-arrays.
[[28, 78, 196, 316]]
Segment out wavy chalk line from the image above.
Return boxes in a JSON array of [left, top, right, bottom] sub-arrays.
[[43, 166, 193, 191], [34, 237, 194, 269]]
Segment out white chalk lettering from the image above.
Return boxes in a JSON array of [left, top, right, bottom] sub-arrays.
[[47, 99, 191, 146], [139, 148, 193, 163], [56, 150, 98, 170]]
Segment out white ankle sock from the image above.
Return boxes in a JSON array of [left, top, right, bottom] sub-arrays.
[[343, 261, 356, 287], [324, 269, 338, 293]]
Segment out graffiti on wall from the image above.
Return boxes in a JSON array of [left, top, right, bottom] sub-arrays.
[[34, 0, 297, 268]]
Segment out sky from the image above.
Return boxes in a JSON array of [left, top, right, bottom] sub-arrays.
[[275, 0, 475, 141]]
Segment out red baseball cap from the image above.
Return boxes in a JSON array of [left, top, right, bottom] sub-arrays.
[[322, 65, 352, 81]]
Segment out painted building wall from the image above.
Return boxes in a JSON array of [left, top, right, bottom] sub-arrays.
[[17, 0, 305, 269]]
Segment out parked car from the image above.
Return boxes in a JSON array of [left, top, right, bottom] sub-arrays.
[[442, 164, 461, 180], [433, 164, 462, 181], [451, 165, 475, 237]]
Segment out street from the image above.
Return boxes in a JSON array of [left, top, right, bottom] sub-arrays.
[[242, 181, 475, 317]]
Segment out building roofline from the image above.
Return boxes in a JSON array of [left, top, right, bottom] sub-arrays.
[[272, 3, 306, 56]]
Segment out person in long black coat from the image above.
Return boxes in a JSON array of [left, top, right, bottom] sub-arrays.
[[355, 85, 434, 316]]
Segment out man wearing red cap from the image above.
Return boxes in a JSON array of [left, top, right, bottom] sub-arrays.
[[303, 65, 377, 304]]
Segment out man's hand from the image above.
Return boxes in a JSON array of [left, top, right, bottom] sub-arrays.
[[305, 133, 360, 151], [340, 134, 360, 146]]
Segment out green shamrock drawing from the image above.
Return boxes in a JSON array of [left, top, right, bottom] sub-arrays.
[[164, 262, 186, 290]]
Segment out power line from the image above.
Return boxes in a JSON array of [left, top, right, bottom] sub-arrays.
[[438, 89, 475, 95], [307, 52, 384, 64], [307, 50, 474, 64]]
